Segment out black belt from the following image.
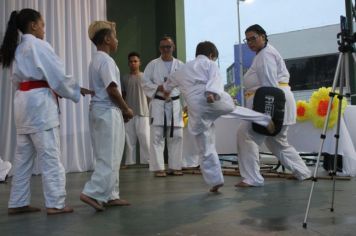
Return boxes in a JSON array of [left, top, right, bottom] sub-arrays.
[[154, 95, 180, 101], [154, 95, 180, 138]]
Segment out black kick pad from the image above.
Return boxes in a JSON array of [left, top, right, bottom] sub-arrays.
[[252, 87, 286, 136]]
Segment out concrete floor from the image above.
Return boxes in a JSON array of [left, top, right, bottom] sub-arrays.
[[0, 167, 356, 236]]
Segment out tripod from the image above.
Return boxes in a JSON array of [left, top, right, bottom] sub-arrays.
[[302, 25, 356, 228]]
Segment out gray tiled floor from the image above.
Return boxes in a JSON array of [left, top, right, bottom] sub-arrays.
[[0, 168, 355, 236]]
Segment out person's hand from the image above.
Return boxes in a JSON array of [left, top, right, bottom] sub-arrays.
[[163, 90, 171, 99], [157, 85, 164, 93], [122, 107, 134, 122], [206, 93, 215, 103], [80, 87, 95, 96]]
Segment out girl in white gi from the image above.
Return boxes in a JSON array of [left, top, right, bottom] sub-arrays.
[[142, 36, 184, 177], [121, 52, 150, 165], [236, 24, 311, 187], [161, 41, 274, 192], [80, 21, 134, 211], [0, 9, 92, 215]]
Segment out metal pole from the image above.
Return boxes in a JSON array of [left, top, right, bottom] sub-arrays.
[[237, 0, 245, 106], [345, 0, 356, 104]]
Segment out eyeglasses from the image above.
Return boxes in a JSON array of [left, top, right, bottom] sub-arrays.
[[160, 45, 173, 49], [243, 35, 259, 43]]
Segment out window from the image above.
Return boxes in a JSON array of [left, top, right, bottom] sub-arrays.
[[286, 54, 338, 91]]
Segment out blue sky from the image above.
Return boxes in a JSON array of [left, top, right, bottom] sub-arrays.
[[184, 0, 346, 83]]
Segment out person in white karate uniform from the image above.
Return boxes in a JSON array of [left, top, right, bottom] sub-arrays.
[[80, 21, 133, 211], [161, 41, 274, 192], [0, 9, 92, 215], [236, 24, 312, 187], [142, 36, 184, 177], [121, 52, 150, 165]]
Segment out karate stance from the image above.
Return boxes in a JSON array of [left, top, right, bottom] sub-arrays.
[[0, 9, 92, 215], [80, 21, 133, 211], [142, 36, 184, 177], [236, 24, 311, 187], [161, 41, 274, 192]]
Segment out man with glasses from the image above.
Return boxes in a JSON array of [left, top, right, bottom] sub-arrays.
[[141, 36, 184, 177], [236, 24, 311, 187]]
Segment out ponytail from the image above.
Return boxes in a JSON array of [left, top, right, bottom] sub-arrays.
[[0, 8, 41, 68], [0, 11, 19, 68]]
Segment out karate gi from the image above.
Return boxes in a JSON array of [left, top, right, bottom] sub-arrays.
[[236, 44, 311, 186], [142, 57, 184, 171], [82, 51, 125, 202], [8, 34, 81, 209], [164, 55, 272, 187], [121, 72, 150, 165]]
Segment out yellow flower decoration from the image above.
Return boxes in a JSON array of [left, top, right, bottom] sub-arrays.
[[309, 87, 347, 129], [296, 100, 309, 121]]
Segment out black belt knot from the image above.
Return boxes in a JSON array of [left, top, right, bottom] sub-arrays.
[[154, 95, 180, 137]]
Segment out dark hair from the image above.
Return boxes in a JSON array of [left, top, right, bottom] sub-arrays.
[[195, 41, 219, 59], [91, 28, 113, 46], [128, 51, 140, 60], [245, 24, 268, 42], [0, 8, 41, 68]]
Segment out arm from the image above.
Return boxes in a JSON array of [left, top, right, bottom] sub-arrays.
[[141, 61, 162, 98], [107, 82, 133, 122], [33, 40, 81, 102], [120, 74, 127, 100], [205, 62, 224, 102]]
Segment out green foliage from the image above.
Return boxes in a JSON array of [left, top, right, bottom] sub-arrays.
[[227, 85, 239, 97]]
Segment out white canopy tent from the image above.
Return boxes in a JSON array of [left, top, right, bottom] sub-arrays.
[[0, 0, 107, 173]]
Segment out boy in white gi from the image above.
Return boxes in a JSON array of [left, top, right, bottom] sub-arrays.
[[160, 41, 274, 192], [236, 24, 311, 187], [80, 21, 134, 211], [0, 9, 92, 215], [121, 52, 150, 165], [142, 36, 184, 177]]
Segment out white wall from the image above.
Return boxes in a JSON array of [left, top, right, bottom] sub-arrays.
[[269, 24, 339, 59]]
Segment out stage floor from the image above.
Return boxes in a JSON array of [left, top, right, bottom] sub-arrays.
[[1, 167, 356, 236]]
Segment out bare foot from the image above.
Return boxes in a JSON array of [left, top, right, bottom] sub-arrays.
[[154, 171, 167, 177], [266, 120, 275, 134], [103, 199, 131, 207], [80, 193, 105, 211], [210, 183, 224, 193], [235, 181, 253, 187], [47, 206, 74, 215], [8, 205, 41, 215]]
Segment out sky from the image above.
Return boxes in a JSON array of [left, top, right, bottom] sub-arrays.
[[184, 0, 347, 83]]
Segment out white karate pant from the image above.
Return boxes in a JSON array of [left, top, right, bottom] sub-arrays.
[[149, 126, 183, 171], [195, 124, 224, 187], [236, 121, 312, 186], [182, 128, 200, 168], [8, 127, 66, 209], [82, 107, 125, 202], [124, 116, 150, 165], [0, 158, 12, 181]]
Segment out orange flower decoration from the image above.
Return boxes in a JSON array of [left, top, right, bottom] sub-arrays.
[[296, 100, 309, 121]]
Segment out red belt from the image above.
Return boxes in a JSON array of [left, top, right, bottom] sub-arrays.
[[19, 81, 49, 91]]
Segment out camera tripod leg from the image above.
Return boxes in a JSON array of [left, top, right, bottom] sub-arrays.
[[302, 53, 344, 228]]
